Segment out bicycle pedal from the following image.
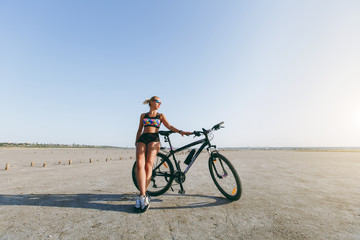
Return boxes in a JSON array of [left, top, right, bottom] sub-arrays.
[[178, 190, 185, 194]]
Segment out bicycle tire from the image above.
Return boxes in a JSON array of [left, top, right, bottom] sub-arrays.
[[208, 153, 242, 201], [132, 152, 174, 196]]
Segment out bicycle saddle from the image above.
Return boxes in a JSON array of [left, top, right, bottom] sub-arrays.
[[158, 130, 174, 136]]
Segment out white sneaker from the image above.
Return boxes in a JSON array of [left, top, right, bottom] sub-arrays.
[[140, 195, 149, 212], [144, 195, 150, 210], [134, 195, 141, 212]]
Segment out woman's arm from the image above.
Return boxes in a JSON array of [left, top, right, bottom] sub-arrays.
[[135, 113, 145, 145], [160, 114, 190, 136]]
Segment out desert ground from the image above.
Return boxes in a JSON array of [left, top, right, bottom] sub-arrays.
[[0, 148, 359, 240]]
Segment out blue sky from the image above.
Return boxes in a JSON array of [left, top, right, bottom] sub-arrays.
[[1, 1, 360, 147]]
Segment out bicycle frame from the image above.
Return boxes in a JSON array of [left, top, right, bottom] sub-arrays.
[[159, 130, 217, 175], [132, 122, 242, 200]]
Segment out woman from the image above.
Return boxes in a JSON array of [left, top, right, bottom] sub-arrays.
[[134, 96, 190, 212]]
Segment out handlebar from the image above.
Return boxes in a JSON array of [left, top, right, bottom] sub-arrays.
[[212, 121, 224, 130], [158, 122, 224, 137], [190, 121, 225, 137]]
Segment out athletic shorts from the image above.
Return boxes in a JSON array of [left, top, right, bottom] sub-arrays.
[[136, 133, 160, 145]]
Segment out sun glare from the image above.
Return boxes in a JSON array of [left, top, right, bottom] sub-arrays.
[[354, 111, 360, 130]]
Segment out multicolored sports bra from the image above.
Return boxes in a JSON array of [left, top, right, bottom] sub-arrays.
[[143, 113, 161, 128]]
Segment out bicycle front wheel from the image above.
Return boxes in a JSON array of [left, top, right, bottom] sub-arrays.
[[208, 153, 242, 201], [132, 152, 174, 196]]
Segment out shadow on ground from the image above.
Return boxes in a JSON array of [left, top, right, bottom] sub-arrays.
[[150, 193, 233, 210], [0, 193, 232, 213]]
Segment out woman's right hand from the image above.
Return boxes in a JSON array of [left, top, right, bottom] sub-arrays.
[[179, 130, 191, 136]]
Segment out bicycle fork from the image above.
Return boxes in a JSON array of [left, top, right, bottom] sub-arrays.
[[208, 147, 228, 179]]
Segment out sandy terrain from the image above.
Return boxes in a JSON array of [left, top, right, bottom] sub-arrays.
[[0, 148, 359, 240]]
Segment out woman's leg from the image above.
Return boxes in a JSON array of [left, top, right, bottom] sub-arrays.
[[145, 141, 161, 190], [136, 142, 147, 196]]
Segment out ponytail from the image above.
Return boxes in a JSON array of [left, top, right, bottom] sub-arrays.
[[143, 99, 151, 105], [143, 96, 159, 106]]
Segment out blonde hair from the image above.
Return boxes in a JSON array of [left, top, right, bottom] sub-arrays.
[[143, 96, 159, 106]]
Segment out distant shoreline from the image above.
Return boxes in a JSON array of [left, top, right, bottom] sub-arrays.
[[221, 148, 360, 153], [220, 147, 360, 152], [1, 143, 359, 152], [0, 143, 124, 149]]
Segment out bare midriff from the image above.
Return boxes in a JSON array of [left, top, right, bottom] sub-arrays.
[[143, 126, 159, 134]]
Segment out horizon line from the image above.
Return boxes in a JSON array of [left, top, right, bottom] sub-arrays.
[[1, 142, 360, 150]]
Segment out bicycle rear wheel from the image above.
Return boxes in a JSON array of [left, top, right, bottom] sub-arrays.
[[132, 152, 174, 196], [208, 153, 242, 201]]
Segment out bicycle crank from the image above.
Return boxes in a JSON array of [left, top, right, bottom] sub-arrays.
[[174, 171, 186, 184]]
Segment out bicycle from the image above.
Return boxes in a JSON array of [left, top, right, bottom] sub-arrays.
[[132, 122, 242, 201]]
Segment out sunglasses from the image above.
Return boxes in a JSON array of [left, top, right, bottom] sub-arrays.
[[154, 100, 161, 104]]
